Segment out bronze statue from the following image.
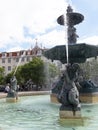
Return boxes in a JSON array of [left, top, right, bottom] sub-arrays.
[[10, 76, 17, 91], [66, 5, 79, 44], [7, 76, 18, 100], [58, 63, 81, 115]]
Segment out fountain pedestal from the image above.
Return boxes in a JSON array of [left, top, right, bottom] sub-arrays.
[[59, 110, 81, 118], [51, 92, 98, 103], [6, 91, 18, 102], [59, 103, 81, 118], [6, 97, 17, 102], [50, 93, 59, 103]]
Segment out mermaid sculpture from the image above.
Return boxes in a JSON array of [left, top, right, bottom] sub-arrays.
[[58, 63, 81, 117], [6, 76, 18, 101]]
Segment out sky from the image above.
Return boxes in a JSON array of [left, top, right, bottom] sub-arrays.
[[0, 0, 98, 52]]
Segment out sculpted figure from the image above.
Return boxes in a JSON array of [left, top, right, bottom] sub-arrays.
[[66, 5, 79, 44], [10, 76, 17, 91], [67, 26, 79, 44], [7, 76, 18, 100], [58, 63, 81, 115]]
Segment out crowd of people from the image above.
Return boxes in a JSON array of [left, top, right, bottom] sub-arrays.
[[0, 79, 43, 93]]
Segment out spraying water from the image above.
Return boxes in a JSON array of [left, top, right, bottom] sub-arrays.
[[13, 50, 26, 76], [64, 13, 69, 65], [67, 0, 72, 6], [64, 0, 73, 64]]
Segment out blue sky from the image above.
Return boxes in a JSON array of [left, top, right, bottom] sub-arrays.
[[72, 0, 98, 38], [0, 0, 98, 52]]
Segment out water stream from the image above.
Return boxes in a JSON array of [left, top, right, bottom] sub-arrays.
[[64, 13, 69, 65], [13, 51, 26, 75]]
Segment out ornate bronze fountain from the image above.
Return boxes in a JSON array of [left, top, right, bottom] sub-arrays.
[[44, 5, 98, 119]]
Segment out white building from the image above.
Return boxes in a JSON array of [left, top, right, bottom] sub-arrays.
[[0, 43, 45, 75]]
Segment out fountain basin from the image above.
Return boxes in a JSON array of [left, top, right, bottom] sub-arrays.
[[0, 94, 98, 129], [57, 12, 84, 26], [51, 92, 98, 104], [43, 43, 98, 63]]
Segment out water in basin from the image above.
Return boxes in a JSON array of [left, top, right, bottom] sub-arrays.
[[0, 95, 98, 130]]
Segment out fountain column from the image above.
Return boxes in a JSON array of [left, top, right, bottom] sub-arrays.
[[57, 5, 84, 119]]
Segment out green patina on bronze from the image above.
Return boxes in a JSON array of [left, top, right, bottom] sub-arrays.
[[43, 43, 98, 63], [43, 5, 98, 63]]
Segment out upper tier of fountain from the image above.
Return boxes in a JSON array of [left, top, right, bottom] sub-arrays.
[[43, 5, 98, 63], [57, 5, 84, 26]]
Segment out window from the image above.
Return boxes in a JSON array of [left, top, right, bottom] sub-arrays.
[[8, 58, 11, 63], [27, 57, 30, 62], [2, 52, 6, 57], [2, 59, 5, 63], [16, 58, 19, 62], [21, 57, 25, 62], [8, 66, 11, 71]]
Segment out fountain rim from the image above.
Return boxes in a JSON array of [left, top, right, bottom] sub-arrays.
[[0, 91, 50, 99]]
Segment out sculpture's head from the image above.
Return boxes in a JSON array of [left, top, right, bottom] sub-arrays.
[[72, 63, 80, 73], [66, 63, 80, 81]]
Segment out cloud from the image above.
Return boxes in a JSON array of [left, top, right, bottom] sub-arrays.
[[0, 0, 97, 52], [0, 0, 68, 52], [37, 29, 66, 48], [78, 36, 98, 45]]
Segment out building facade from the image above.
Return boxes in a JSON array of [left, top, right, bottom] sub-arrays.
[[0, 44, 45, 75]]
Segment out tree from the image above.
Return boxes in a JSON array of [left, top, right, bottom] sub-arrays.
[[0, 67, 5, 84], [5, 57, 59, 90], [80, 58, 98, 84], [5, 73, 13, 84], [43, 62, 59, 88], [49, 63, 59, 78], [28, 57, 45, 88], [15, 57, 45, 90]]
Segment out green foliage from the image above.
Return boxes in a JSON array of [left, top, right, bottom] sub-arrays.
[[28, 57, 45, 85], [80, 58, 98, 80], [0, 67, 5, 84], [12, 57, 45, 86], [5, 73, 13, 84], [49, 63, 59, 78], [80, 62, 91, 80], [5, 57, 59, 89]]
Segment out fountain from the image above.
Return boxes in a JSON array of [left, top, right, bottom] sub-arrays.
[[44, 5, 98, 64], [43, 5, 98, 119], [6, 51, 26, 102], [6, 76, 18, 102], [1, 4, 98, 130]]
